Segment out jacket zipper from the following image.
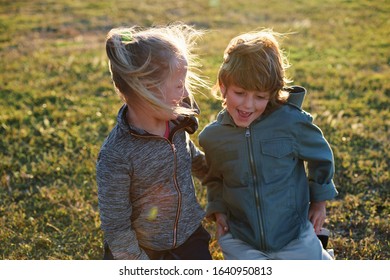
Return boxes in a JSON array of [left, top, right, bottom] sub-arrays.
[[130, 131, 182, 249], [245, 127, 267, 251], [170, 142, 181, 248]]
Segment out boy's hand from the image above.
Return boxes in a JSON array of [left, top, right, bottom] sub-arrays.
[[308, 201, 326, 234], [214, 212, 229, 239]]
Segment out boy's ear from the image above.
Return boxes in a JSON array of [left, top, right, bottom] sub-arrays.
[[220, 83, 226, 97]]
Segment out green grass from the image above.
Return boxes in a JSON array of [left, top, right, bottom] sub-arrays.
[[0, 0, 389, 260]]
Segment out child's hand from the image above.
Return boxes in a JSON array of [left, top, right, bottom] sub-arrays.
[[308, 201, 326, 234], [214, 212, 229, 239]]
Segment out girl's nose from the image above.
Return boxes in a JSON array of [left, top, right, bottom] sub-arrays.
[[176, 87, 189, 105], [182, 87, 189, 98]]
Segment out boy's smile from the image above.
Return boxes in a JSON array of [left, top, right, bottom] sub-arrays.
[[223, 84, 270, 127]]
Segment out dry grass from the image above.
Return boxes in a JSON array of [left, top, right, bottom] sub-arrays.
[[0, 0, 388, 259]]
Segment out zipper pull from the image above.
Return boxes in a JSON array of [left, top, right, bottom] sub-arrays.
[[245, 127, 250, 137], [171, 143, 177, 152]]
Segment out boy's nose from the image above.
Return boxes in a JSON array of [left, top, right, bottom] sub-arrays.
[[242, 96, 254, 109]]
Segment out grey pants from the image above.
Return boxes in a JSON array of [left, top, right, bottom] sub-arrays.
[[218, 221, 333, 260]]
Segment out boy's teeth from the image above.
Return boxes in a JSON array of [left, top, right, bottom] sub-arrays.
[[238, 110, 251, 117]]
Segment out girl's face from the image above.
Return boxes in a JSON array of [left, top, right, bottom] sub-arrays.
[[161, 58, 189, 117], [223, 83, 270, 127]]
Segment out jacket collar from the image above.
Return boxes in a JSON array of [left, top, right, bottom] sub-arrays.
[[286, 86, 307, 109], [217, 109, 235, 126], [117, 102, 200, 136]]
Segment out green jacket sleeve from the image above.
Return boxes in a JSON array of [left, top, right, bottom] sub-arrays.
[[203, 175, 227, 219], [189, 139, 209, 181], [296, 113, 338, 202], [199, 134, 227, 218]]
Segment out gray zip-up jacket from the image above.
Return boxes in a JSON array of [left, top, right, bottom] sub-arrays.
[[96, 104, 207, 259]]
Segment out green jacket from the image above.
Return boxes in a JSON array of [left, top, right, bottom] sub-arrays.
[[199, 86, 338, 252]]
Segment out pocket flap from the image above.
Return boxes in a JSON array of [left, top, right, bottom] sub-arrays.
[[261, 138, 293, 158]]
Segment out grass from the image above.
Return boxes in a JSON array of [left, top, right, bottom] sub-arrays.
[[0, 0, 389, 260]]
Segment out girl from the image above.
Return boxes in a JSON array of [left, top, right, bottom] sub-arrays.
[[96, 23, 211, 260]]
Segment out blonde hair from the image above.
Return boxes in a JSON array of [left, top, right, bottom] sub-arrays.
[[214, 29, 292, 113], [106, 23, 206, 115]]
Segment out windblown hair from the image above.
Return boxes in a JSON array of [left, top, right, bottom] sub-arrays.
[[214, 29, 292, 114], [105, 23, 206, 115]]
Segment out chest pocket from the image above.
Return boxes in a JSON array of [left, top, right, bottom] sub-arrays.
[[260, 138, 296, 184]]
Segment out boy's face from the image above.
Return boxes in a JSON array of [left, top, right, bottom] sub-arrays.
[[223, 84, 270, 128]]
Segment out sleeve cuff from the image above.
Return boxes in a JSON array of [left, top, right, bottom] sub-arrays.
[[206, 201, 227, 219], [309, 180, 338, 202]]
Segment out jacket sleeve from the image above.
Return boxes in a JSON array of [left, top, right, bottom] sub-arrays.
[[296, 113, 338, 202], [189, 138, 208, 181], [198, 134, 227, 218], [96, 147, 149, 260], [203, 170, 227, 219]]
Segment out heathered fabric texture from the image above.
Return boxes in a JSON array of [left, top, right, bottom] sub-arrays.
[[96, 104, 207, 259]]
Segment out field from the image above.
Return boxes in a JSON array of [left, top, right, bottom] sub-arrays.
[[0, 0, 388, 260]]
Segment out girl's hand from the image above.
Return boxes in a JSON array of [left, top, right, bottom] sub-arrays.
[[308, 201, 327, 234], [214, 212, 229, 239]]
